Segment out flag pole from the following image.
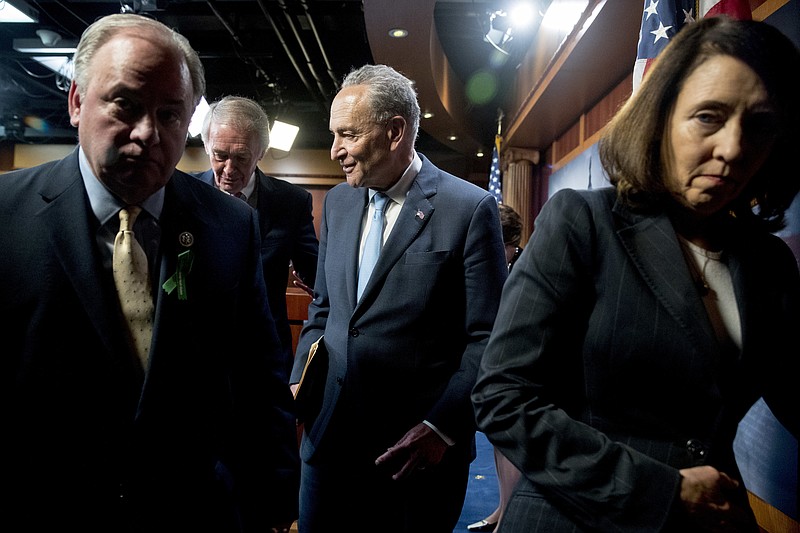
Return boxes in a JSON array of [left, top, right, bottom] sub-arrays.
[[488, 108, 505, 204], [496, 108, 504, 152], [496, 108, 504, 136]]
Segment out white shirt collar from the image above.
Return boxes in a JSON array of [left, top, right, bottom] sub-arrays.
[[372, 151, 421, 207]]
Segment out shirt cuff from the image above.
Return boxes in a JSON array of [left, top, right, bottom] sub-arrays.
[[423, 420, 455, 446]]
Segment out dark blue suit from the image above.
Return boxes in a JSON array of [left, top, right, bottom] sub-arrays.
[[1, 149, 300, 532], [290, 154, 508, 532], [473, 187, 799, 532], [195, 168, 319, 375]]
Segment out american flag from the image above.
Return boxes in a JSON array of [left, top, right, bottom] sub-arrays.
[[633, 0, 695, 93], [488, 134, 503, 204], [700, 0, 752, 19], [633, 0, 753, 93]]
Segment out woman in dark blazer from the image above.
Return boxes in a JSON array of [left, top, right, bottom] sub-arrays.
[[473, 17, 800, 532]]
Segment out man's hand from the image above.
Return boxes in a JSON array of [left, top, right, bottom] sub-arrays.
[[292, 270, 314, 297], [374, 422, 448, 481], [268, 521, 294, 533]]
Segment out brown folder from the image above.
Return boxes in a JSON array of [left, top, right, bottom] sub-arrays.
[[293, 335, 328, 422]]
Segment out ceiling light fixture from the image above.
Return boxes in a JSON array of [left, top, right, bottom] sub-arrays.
[[541, 0, 588, 31], [35, 28, 61, 45], [13, 38, 78, 54], [484, 10, 512, 55], [269, 120, 300, 152], [388, 28, 408, 38], [30, 55, 71, 73], [0, 0, 38, 22], [422, 111, 434, 119], [188, 96, 209, 138], [16, 54, 74, 92], [484, 2, 537, 55]]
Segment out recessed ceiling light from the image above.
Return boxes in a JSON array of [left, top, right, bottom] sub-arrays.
[[388, 28, 408, 38], [448, 135, 458, 141], [0, 0, 38, 23], [422, 111, 434, 119]]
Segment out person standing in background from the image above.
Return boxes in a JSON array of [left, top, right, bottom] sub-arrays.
[[0, 14, 299, 532], [499, 203, 524, 273], [290, 63, 508, 533], [473, 16, 799, 532], [468, 202, 525, 533], [196, 95, 319, 375]]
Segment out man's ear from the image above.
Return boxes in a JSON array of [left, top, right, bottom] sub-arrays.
[[387, 116, 406, 149], [68, 82, 81, 127]]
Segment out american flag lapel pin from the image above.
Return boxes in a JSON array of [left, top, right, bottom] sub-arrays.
[[416, 209, 425, 220]]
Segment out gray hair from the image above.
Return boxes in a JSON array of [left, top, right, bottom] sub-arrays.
[[341, 64, 420, 143], [201, 96, 271, 153], [73, 13, 206, 107]]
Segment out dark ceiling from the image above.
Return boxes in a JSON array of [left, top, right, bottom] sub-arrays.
[[0, 0, 539, 166]]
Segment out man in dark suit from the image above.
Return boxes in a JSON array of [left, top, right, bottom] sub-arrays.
[[289, 64, 508, 533], [195, 96, 319, 375], [0, 14, 298, 532]]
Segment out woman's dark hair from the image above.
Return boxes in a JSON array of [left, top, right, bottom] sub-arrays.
[[499, 203, 522, 247], [599, 16, 800, 231]]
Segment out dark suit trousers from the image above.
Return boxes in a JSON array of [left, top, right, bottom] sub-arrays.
[[298, 432, 470, 533]]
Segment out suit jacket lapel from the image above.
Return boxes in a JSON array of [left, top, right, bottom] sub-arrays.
[[153, 175, 205, 328], [376, 173, 434, 271], [345, 187, 370, 307], [613, 199, 719, 358], [254, 169, 274, 237], [355, 159, 436, 307], [39, 152, 134, 364]]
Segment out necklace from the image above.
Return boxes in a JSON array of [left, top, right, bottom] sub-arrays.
[[677, 237, 723, 297]]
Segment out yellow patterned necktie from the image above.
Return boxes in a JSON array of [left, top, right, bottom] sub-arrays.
[[113, 206, 154, 368]]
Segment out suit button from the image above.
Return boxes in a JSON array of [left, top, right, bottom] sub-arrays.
[[349, 327, 359, 337], [686, 439, 707, 461]]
